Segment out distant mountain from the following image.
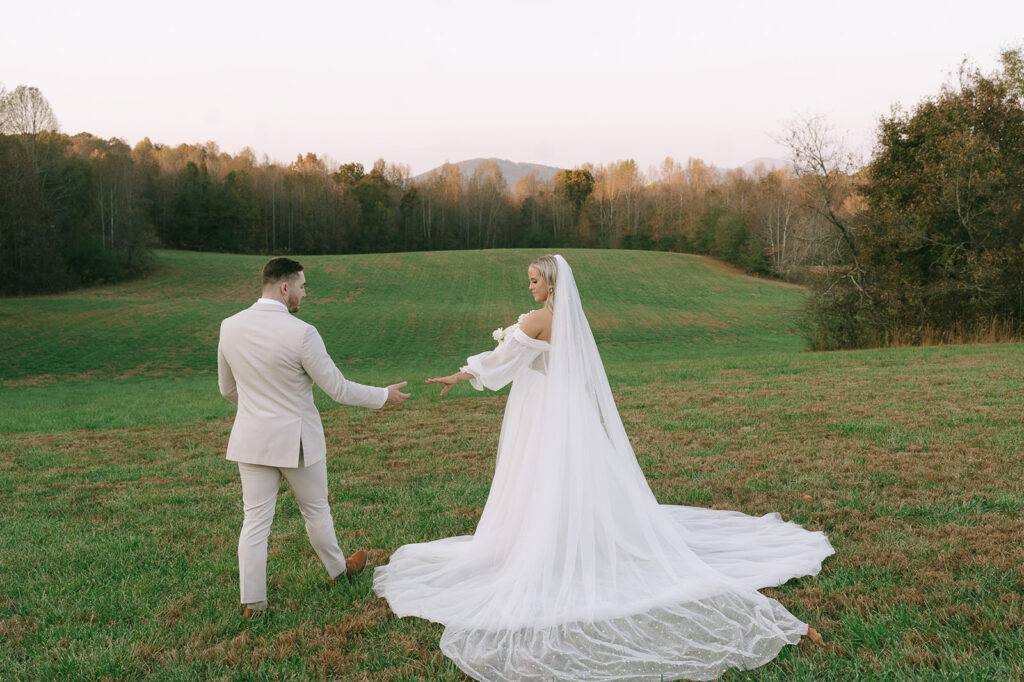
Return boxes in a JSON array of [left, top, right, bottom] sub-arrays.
[[714, 157, 791, 177], [411, 156, 790, 188], [740, 157, 790, 174], [412, 158, 562, 187]]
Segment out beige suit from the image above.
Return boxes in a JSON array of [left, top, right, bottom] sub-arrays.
[[218, 300, 387, 466], [217, 298, 387, 605]]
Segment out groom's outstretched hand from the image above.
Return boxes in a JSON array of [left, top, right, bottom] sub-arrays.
[[385, 381, 410, 406]]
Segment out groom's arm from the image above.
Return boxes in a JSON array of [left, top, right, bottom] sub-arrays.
[[217, 329, 238, 405], [301, 326, 388, 409]]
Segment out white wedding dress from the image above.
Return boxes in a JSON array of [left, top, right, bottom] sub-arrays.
[[373, 256, 834, 681]]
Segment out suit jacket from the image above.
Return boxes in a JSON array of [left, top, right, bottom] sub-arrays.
[[217, 300, 388, 467]]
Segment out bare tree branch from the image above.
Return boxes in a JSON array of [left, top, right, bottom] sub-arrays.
[[0, 85, 59, 135], [776, 115, 871, 299]]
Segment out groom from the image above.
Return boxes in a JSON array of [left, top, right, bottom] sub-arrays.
[[217, 257, 409, 618]]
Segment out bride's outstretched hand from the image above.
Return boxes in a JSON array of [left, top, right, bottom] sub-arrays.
[[426, 374, 459, 395]]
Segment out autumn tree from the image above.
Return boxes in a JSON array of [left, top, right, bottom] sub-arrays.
[[786, 50, 1024, 348], [999, 45, 1024, 96], [590, 161, 643, 245], [0, 135, 50, 293], [776, 114, 872, 347], [744, 167, 840, 278], [350, 159, 399, 252], [1, 130, 151, 294], [420, 163, 463, 249], [858, 54, 1024, 343], [511, 172, 543, 241], [0, 85, 59, 136], [641, 158, 688, 250], [462, 160, 508, 248], [783, 115, 864, 280]]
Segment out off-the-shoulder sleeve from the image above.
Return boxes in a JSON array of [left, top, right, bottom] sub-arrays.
[[461, 328, 549, 391]]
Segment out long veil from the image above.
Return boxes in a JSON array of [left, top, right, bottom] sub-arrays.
[[380, 255, 834, 681], [548, 254, 649, 492]]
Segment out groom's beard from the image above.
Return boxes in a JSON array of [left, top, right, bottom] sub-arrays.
[[287, 293, 301, 313]]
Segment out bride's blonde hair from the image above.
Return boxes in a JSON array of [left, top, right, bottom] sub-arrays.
[[530, 255, 558, 312]]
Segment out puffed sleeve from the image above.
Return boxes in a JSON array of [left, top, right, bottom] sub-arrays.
[[461, 328, 549, 391]]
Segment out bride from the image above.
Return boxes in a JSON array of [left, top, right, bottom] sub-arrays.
[[373, 254, 833, 681]]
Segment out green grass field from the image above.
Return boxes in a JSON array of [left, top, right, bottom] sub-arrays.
[[2, 249, 1022, 680]]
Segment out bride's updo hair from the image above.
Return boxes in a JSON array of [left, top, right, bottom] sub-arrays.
[[530, 255, 558, 312]]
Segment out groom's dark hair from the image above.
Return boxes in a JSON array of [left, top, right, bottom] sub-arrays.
[[262, 257, 304, 286]]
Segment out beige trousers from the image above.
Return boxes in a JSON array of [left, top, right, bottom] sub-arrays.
[[237, 452, 347, 604]]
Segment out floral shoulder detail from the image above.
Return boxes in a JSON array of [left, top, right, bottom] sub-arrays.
[[491, 312, 531, 345]]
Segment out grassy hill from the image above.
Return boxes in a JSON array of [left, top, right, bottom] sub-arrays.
[[0, 248, 806, 431], [1, 249, 1022, 679]]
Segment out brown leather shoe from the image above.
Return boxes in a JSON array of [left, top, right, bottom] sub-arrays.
[[241, 606, 265, 620], [344, 550, 367, 580]]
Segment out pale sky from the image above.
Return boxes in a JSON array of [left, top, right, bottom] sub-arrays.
[[3, 0, 1022, 175]]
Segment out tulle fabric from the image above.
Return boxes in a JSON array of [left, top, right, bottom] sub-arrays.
[[373, 255, 834, 681]]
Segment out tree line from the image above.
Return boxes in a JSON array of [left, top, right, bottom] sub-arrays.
[[4, 48, 1023, 352], [1, 83, 851, 296], [788, 48, 1024, 348], [0, 92, 845, 296]]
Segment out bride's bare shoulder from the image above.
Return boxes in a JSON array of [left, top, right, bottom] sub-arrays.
[[520, 308, 552, 340]]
